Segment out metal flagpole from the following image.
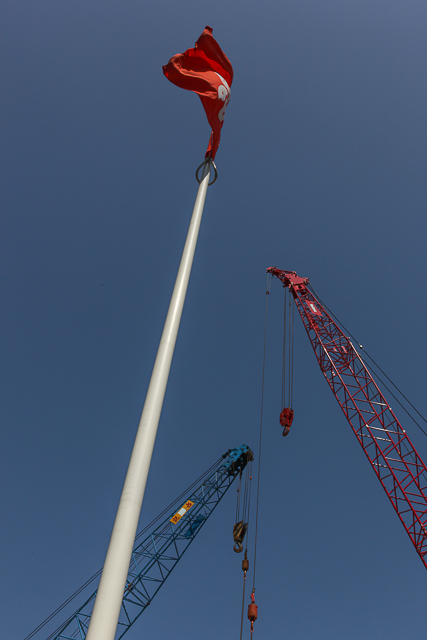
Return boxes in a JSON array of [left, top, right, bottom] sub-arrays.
[[86, 158, 215, 640]]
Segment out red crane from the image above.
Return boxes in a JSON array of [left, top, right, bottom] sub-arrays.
[[268, 267, 427, 569]]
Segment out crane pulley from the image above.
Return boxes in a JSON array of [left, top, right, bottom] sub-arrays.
[[268, 266, 427, 569]]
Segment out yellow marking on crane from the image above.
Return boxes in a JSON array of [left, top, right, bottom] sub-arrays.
[[170, 500, 194, 524]]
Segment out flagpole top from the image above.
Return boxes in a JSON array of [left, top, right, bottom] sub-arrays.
[[196, 158, 218, 185]]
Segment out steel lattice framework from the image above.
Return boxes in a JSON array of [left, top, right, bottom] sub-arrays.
[[268, 267, 427, 569], [53, 444, 253, 640]]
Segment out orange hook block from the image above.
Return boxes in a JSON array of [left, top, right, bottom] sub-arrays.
[[248, 591, 258, 632], [242, 550, 249, 574]]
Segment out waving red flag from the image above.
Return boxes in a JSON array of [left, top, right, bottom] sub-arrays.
[[163, 26, 233, 160]]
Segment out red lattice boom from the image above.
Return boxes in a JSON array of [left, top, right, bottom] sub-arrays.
[[268, 267, 427, 569]]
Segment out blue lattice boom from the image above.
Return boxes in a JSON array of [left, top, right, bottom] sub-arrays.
[[53, 444, 253, 640]]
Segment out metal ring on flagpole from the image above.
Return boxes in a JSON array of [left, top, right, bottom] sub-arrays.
[[196, 158, 218, 186]]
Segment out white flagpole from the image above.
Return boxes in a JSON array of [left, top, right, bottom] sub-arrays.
[[86, 159, 214, 640]]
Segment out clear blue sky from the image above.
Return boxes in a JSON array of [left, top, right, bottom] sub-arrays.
[[2, 1, 427, 638]]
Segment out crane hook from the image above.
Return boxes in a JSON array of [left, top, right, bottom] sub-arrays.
[[233, 521, 247, 553]]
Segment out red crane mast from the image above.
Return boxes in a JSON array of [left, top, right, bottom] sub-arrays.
[[268, 267, 427, 569]]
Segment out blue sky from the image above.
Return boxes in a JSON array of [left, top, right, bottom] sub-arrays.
[[2, 1, 427, 638]]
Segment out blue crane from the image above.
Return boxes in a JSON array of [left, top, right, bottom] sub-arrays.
[[37, 444, 252, 640]]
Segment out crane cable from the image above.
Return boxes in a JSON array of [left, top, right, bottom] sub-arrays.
[[234, 461, 252, 552], [307, 282, 427, 490], [282, 288, 295, 410], [308, 283, 427, 439], [253, 275, 270, 589], [280, 288, 295, 437], [242, 274, 270, 639], [287, 289, 292, 407], [291, 292, 295, 406], [282, 288, 287, 408], [239, 563, 248, 640], [238, 460, 252, 640]]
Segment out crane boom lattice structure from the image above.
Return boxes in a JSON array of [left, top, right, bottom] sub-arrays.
[[268, 267, 427, 569], [51, 444, 253, 640]]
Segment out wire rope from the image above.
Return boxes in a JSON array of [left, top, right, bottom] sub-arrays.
[[239, 564, 248, 640], [235, 472, 242, 524], [238, 460, 252, 640], [288, 292, 291, 405], [245, 461, 253, 546], [307, 281, 427, 484], [291, 295, 295, 406], [308, 283, 427, 438], [252, 276, 270, 592], [307, 283, 427, 488], [282, 289, 287, 408]]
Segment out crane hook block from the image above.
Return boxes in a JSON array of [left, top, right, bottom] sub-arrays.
[[242, 549, 249, 573], [280, 407, 294, 437], [248, 592, 258, 632], [233, 520, 248, 553]]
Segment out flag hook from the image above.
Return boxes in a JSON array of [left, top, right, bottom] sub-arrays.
[[196, 158, 218, 185]]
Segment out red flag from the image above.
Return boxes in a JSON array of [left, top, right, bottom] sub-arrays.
[[163, 26, 233, 160]]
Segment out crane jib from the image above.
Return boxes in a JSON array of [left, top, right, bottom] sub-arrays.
[[267, 266, 427, 570], [47, 444, 253, 640]]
